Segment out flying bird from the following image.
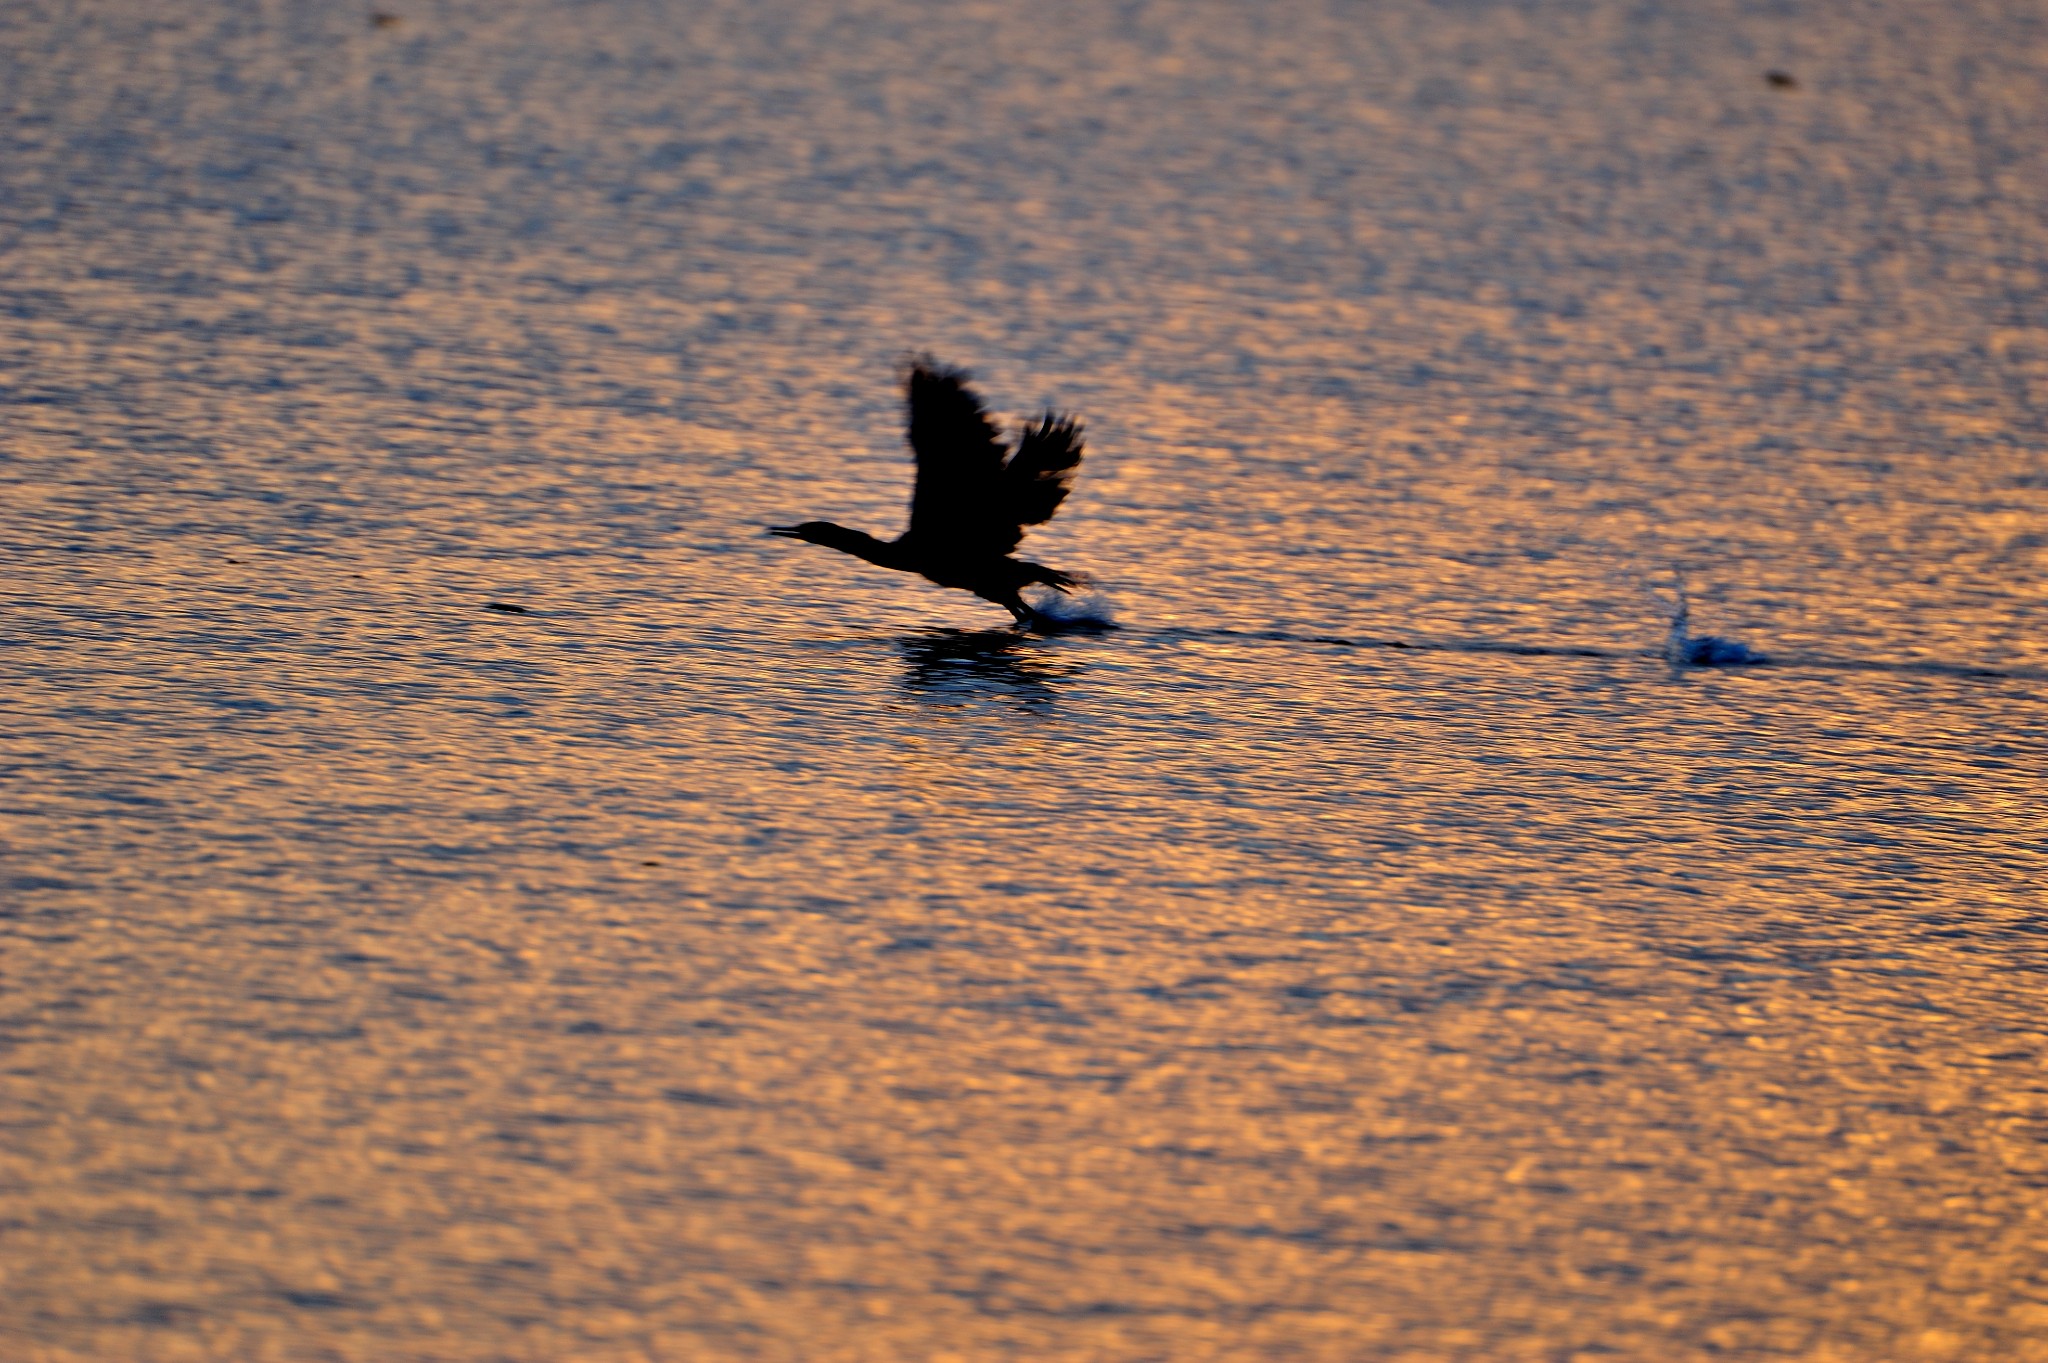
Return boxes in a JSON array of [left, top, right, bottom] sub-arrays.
[[770, 358, 1088, 627]]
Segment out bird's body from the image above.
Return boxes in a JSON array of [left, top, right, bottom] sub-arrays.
[[771, 359, 1087, 626]]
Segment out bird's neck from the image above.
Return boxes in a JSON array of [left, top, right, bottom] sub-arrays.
[[808, 523, 906, 569]]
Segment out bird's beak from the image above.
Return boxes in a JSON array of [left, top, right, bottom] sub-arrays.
[[768, 525, 803, 538]]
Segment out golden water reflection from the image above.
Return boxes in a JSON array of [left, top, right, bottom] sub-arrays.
[[4, 0, 2047, 1358]]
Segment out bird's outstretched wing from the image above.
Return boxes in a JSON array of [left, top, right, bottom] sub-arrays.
[[906, 359, 1007, 550], [905, 358, 1085, 556], [1002, 413, 1084, 536]]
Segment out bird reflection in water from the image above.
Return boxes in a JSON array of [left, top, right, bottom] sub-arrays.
[[896, 629, 1074, 713]]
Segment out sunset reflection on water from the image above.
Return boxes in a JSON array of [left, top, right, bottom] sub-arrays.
[[3, 0, 2046, 1359]]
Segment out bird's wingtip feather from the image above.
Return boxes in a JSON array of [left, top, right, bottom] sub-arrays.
[[901, 351, 969, 388]]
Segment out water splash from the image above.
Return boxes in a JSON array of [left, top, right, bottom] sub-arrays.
[[1026, 586, 1118, 633], [1652, 571, 1766, 668]]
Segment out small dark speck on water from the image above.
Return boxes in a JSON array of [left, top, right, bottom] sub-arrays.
[[371, 13, 402, 29], [484, 602, 528, 615], [641, 860, 661, 866], [279, 1289, 353, 1309], [1765, 70, 1799, 88], [225, 557, 242, 564]]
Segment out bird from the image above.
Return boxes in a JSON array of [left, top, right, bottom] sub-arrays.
[[770, 357, 1088, 627]]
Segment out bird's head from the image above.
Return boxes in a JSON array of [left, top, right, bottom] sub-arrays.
[[768, 521, 836, 544]]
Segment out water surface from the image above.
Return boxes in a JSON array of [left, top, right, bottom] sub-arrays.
[[3, 1, 2046, 1359]]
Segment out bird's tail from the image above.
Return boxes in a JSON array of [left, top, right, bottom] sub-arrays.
[[1023, 562, 1089, 593]]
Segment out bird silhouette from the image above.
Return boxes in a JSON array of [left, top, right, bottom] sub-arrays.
[[770, 358, 1088, 626]]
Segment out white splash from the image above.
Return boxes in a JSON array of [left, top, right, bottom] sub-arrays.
[[1648, 569, 1764, 668], [1659, 570, 1695, 669], [1026, 586, 1117, 631]]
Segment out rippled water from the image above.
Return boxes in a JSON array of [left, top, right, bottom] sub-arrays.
[[5, 1, 2047, 1359]]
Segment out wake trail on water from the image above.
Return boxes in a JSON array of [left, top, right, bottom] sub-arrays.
[[797, 578, 2037, 684], [1136, 624, 2041, 682]]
